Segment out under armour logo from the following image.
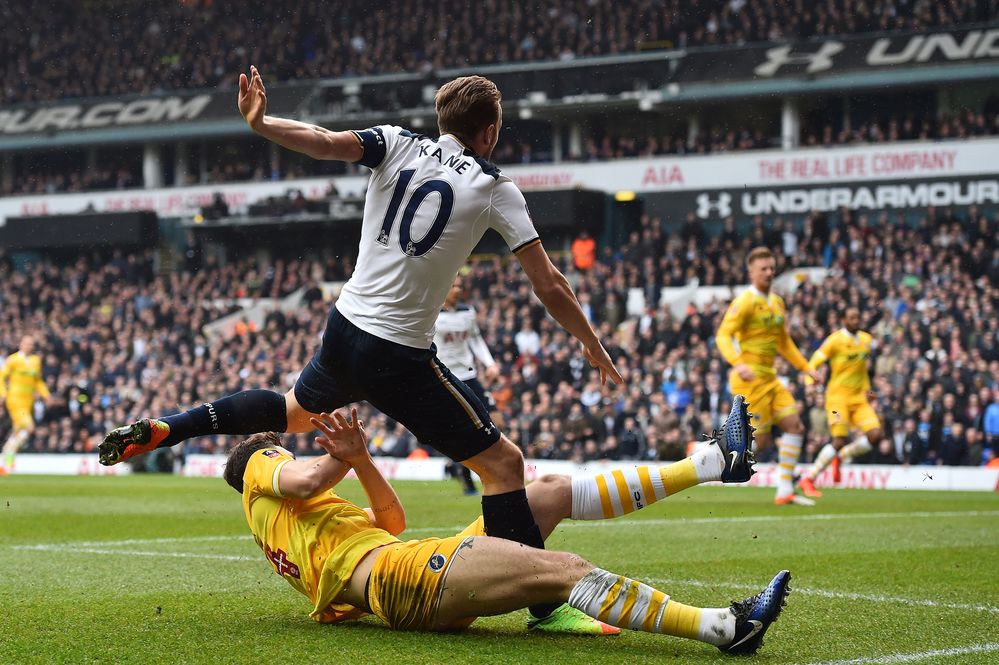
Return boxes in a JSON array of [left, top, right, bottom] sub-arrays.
[[754, 42, 845, 77], [696, 192, 732, 219]]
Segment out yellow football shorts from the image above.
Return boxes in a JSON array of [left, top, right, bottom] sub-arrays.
[[826, 392, 880, 438], [367, 533, 477, 631], [5, 399, 34, 431], [729, 374, 797, 434]]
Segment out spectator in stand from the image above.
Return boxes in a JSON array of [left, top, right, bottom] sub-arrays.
[[571, 230, 597, 273], [985, 389, 999, 448]]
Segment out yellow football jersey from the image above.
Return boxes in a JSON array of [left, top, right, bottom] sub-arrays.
[[715, 287, 809, 378], [242, 449, 399, 622], [808, 329, 873, 394], [0, 352, 49, 401]]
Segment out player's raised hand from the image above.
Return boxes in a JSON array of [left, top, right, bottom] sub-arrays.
[[238, 65, 267, 130], [311, 408, 369, 464], [584, 342, 623, 386]]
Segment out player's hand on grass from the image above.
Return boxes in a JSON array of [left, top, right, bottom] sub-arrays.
[[311, 408, 369, 465], [584, 342, 623, 386], [238, 65, 267, 131], [734, 363, 756, 381]]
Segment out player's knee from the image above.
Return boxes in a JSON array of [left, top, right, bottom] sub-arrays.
[[490, 436, 524, 473], [866, 428, 883, 444], [536, 474, 568, 493], [465, 436, 524, 487]]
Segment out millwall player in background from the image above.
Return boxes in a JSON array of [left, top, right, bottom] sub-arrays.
[[435, 275, 502, 495], [797, 307, 882, 498], [0, 335, 51, 475], [100, 68, 622, 633], [715, 248, 823, 506]]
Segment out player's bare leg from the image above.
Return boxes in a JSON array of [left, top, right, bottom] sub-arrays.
[[534, 395, 756, 534], [461, 435, 526, 496], [432, 536, 790, 654]]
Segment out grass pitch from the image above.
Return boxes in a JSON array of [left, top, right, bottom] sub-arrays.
[[1, 475, 997, 664]]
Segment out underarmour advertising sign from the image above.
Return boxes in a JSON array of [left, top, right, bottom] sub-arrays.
[[676, 27, 999, 83], [644, 176, 999, 221]]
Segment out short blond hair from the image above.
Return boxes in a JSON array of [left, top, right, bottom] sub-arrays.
[[746, 246, 775, 267], [435, 76, 502, 143]]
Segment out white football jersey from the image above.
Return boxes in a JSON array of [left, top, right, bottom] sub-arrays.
[[335, 126, 540, 348], [434, 305, 496, 381]]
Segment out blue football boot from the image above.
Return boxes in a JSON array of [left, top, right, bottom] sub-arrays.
[[720, 570, 792, 655]]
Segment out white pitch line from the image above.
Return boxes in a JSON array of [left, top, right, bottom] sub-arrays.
[[15, 510, 999, 548], [800, 642, 999, 664], [644, 576, 999, 616], [14, 544, 253, 562], [402, 509, 999, 534], [70, 535, 253, 547]]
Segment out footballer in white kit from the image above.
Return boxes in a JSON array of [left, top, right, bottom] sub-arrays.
[[292, 124, 537, 461], [435, 278, 500, 413]]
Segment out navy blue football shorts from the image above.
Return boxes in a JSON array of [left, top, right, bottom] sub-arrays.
[[295, 306, 500, 462]]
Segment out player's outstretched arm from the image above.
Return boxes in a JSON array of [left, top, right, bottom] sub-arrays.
[[275, 448, 352, 499], [516, 243, 622, 385], [238, 66, 363, 162], [804, 339, 832, 386], [779, 326, 822, 383], [312, 410, 406, 536]]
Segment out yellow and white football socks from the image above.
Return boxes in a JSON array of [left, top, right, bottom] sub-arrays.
[[775, 433, 803, 497], [839, 435, 872, 461], [570, 446, 725, 520], [568, 568, 735, 645], [805, 443, 838, 480], [2, 430, 28, 472], [807, 435, 872, 481]]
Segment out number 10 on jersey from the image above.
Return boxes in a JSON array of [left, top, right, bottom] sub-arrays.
[[377, 169, 455, 257]]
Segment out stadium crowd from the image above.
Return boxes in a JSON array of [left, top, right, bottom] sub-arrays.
[[2, 204, 997, 470], [6, 107, 999, 198], [3, 0, 995, 106]]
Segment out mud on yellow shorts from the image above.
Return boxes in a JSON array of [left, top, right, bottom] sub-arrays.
[[5, 400, 34, 430], [367, 517, 486, 632], [728, 374, 797, 434], [826, 392, 880, 438]]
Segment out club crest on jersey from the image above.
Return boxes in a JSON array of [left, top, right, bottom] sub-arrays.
[[428, 553, 447, 573]]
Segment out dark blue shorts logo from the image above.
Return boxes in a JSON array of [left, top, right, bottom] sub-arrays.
[[428, 553, 447, 573]]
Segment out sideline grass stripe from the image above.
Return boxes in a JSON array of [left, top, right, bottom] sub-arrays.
[[800, 642, 999, 664]]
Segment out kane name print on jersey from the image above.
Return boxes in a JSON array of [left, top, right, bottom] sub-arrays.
[[335, 126, 539, 349]]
